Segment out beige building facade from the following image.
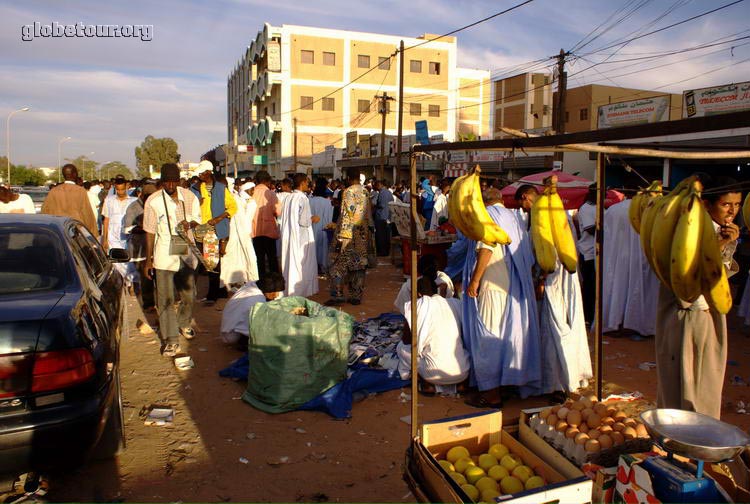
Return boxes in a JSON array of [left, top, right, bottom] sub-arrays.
[[491, 72, 554, 138], [228, 24, 490, 176]]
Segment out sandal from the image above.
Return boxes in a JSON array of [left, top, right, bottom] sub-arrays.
[[464, 394, 503, 409], [418, 381, 436, 397]]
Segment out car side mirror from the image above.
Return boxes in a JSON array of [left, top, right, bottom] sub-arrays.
[[108, 248, 129, 263]]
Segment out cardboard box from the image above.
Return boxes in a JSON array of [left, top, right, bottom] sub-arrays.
[[705, 450, 750, 503], [582, 464, 617, 504], [408, 410, 592, 504], [613, 453, 661, 504], [520, 408, 585, 479]]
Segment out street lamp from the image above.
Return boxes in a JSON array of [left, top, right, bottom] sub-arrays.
[[57, 136, 72, 183], [6, 106, 30, 184], [85, 151, 95, 181]]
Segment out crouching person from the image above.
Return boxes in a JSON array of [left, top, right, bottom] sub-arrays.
[[220, 272, 285, 350], [396, 276, 470, 395]]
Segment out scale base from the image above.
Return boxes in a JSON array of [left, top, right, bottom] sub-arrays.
[[641, 456, 723, 503]]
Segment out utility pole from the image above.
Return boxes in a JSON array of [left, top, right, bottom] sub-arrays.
[[395, 42, 405, 184], [375, 91, 395, 181], [553, 49, 567, 163], [293, 117, 298, 172]]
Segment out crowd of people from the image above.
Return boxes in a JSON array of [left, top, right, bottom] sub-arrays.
[[3, 161, 744, 420]]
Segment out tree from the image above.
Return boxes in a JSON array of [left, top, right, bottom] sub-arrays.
[[64, 155, 99, 181], [0, 158, 49, 186], [99, 161, 133, 180], [135, 135, 180, 178]]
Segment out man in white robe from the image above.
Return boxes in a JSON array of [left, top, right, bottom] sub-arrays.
[[309, 178, 334, 274], [280, 174, 319, 297], [397, 277, 470, 387], [221, 181, 259, 291], [429, 180, 451, 231], [220, 272, 284, 346], [394, 254, 454, 315]]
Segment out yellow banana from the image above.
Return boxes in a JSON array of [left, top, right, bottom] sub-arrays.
[[699, 208, 732, 314], [670, 183, 703, 303], [650, 183, 692, 289], [449, 165, 511, 246], [743, 192, 750, 230], [548, 184, 578, 273], [531, 191, 557, 273], [448, 173, 469, 234], [628, 180, 662, 234], [639, 195, 666, 270]]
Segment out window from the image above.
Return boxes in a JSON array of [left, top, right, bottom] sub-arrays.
[[357, 99, 371, 113], [358, 55, 370, 68], [428, 104, 440, 117], [323, 51, 336, 66], [579, 108, 589, 121], [565, 111, 570, 123], [300, 96, 314, 110], [410, 103, 422, 116], [322, 97, 335, 111], [428, 61, 440, 75], [272, 102, 276, 115], [378, 56, 391, 70], [410, 60, 422, 73], [301, 50, 314, 64], [0, 228, 65, 294]]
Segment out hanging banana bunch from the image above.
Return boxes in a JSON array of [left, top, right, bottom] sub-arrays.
[[638, 176, 732, 313], [628, 180, 663, 234], [530, 175, 578, 273], [447, 165, 511, 247]]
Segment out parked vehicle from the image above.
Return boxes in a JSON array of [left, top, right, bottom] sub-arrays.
[[0, 214, 126, 481]]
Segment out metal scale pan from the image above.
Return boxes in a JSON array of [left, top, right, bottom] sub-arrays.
[[640, 409, 750, 463]]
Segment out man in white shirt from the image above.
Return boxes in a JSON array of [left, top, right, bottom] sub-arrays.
[[143, 164, 202, 357], [397, 277, 470, 392], [102, 176, 138, 284], [0, 185, 35, 214], [576, 185, 597, 325]]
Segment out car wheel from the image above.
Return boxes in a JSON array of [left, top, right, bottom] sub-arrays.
[[91, 369, 124, 460]]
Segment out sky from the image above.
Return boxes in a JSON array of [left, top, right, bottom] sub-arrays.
[[1, 0, 748, 171]]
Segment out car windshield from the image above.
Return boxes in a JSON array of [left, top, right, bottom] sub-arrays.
[[0, 227, 66, 294]]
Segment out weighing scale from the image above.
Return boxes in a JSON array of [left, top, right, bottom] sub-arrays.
[[639, 409, 750, 503]]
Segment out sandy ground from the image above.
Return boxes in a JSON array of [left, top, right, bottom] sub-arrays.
[[33, 256, 750, 503]]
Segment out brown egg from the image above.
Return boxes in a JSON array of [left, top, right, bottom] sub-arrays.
[[567, 410, 582, 427], [623, 418, 638, 428], [606, 406, 617, 417], [635, 423, 649, 438], [599, 425, 614, 435], [593, 403, 608, 416], [555, 420, 569, 432], [614, 411, 628, 422], [551, 405, 561, 414], [565, 427, 580, 439], [598, 434, 613, 450], [622, 426, 637, 440], [586, 394, 598, 404], [601, 416, 615, 427], [611, 432, 625, 445], [579, 423, 590, 433], [581, 407, 594, 420], [612, 422, 626, 432], [539, 408, 553, 420], [564, 398, 575, 408], [585, 439, 601, 453], [575, 432, 590, 445], [586, 413, 602, 429], [547, 414, 558, 427], [557, 407, 570, 420], [588, 429, 601, 440], [571, 400, 586, 411]]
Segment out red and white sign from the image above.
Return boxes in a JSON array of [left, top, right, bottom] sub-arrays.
[[683, 81, 750, 117]]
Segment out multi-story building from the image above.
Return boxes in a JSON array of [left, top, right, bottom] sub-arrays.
[[228, 23, 490, 177], [491, 72, 554, 138]]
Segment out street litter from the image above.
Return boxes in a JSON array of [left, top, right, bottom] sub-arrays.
[[239, 457, 249, 464], [267, 456, 290, 466], [144, 407, 174, 426], [246, 432, 256, 440], [174, 356, 194, 370], [400, 415, 411, 425], [295, 427, 307, 434], [736, 400, 747, 414], [638, 361, 657, 371], [731, 374, 748, 386]]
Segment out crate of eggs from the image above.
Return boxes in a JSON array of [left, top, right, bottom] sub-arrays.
[[527, 396, 652, 467]]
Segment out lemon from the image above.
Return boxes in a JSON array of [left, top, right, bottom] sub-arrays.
[[481, 488, 502, 502], [461, 484, 479, 501], [487, 464, 509, 481], [464, 466, 487, 485], [475, 477, 498, 493], [449, 471, 467, 485], [438, 460, 455, 473], [447, 445, 471, 464], [500, 454, 521, 471], [455, 457, 476, 474], [525, 475, 545, 490], [511, 465, 534, 483], [477, 453, 498, 471], [500, 475, 524, 495], [488, 443, 509, 460]]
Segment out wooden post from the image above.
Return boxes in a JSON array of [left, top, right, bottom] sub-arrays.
[[410, 152, 419, 439], [595, 152, 605, 399]]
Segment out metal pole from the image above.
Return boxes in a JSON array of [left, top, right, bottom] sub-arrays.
[[395, 41, 405, 184], [293, 117, 298, 172], [57, 136, 71, 183], [409, 152, 419, 439], [594, 153, 605, 399], [6, 107, 30, 184]]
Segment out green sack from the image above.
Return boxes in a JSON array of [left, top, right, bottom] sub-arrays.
[[242, 296, 354, 413]]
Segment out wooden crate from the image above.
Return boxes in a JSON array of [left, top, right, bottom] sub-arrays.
[[519, 407, 586, 480], [408, 410, 592, 504]]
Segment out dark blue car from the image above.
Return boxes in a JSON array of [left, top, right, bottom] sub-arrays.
[[0, 214, 126, 481]]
